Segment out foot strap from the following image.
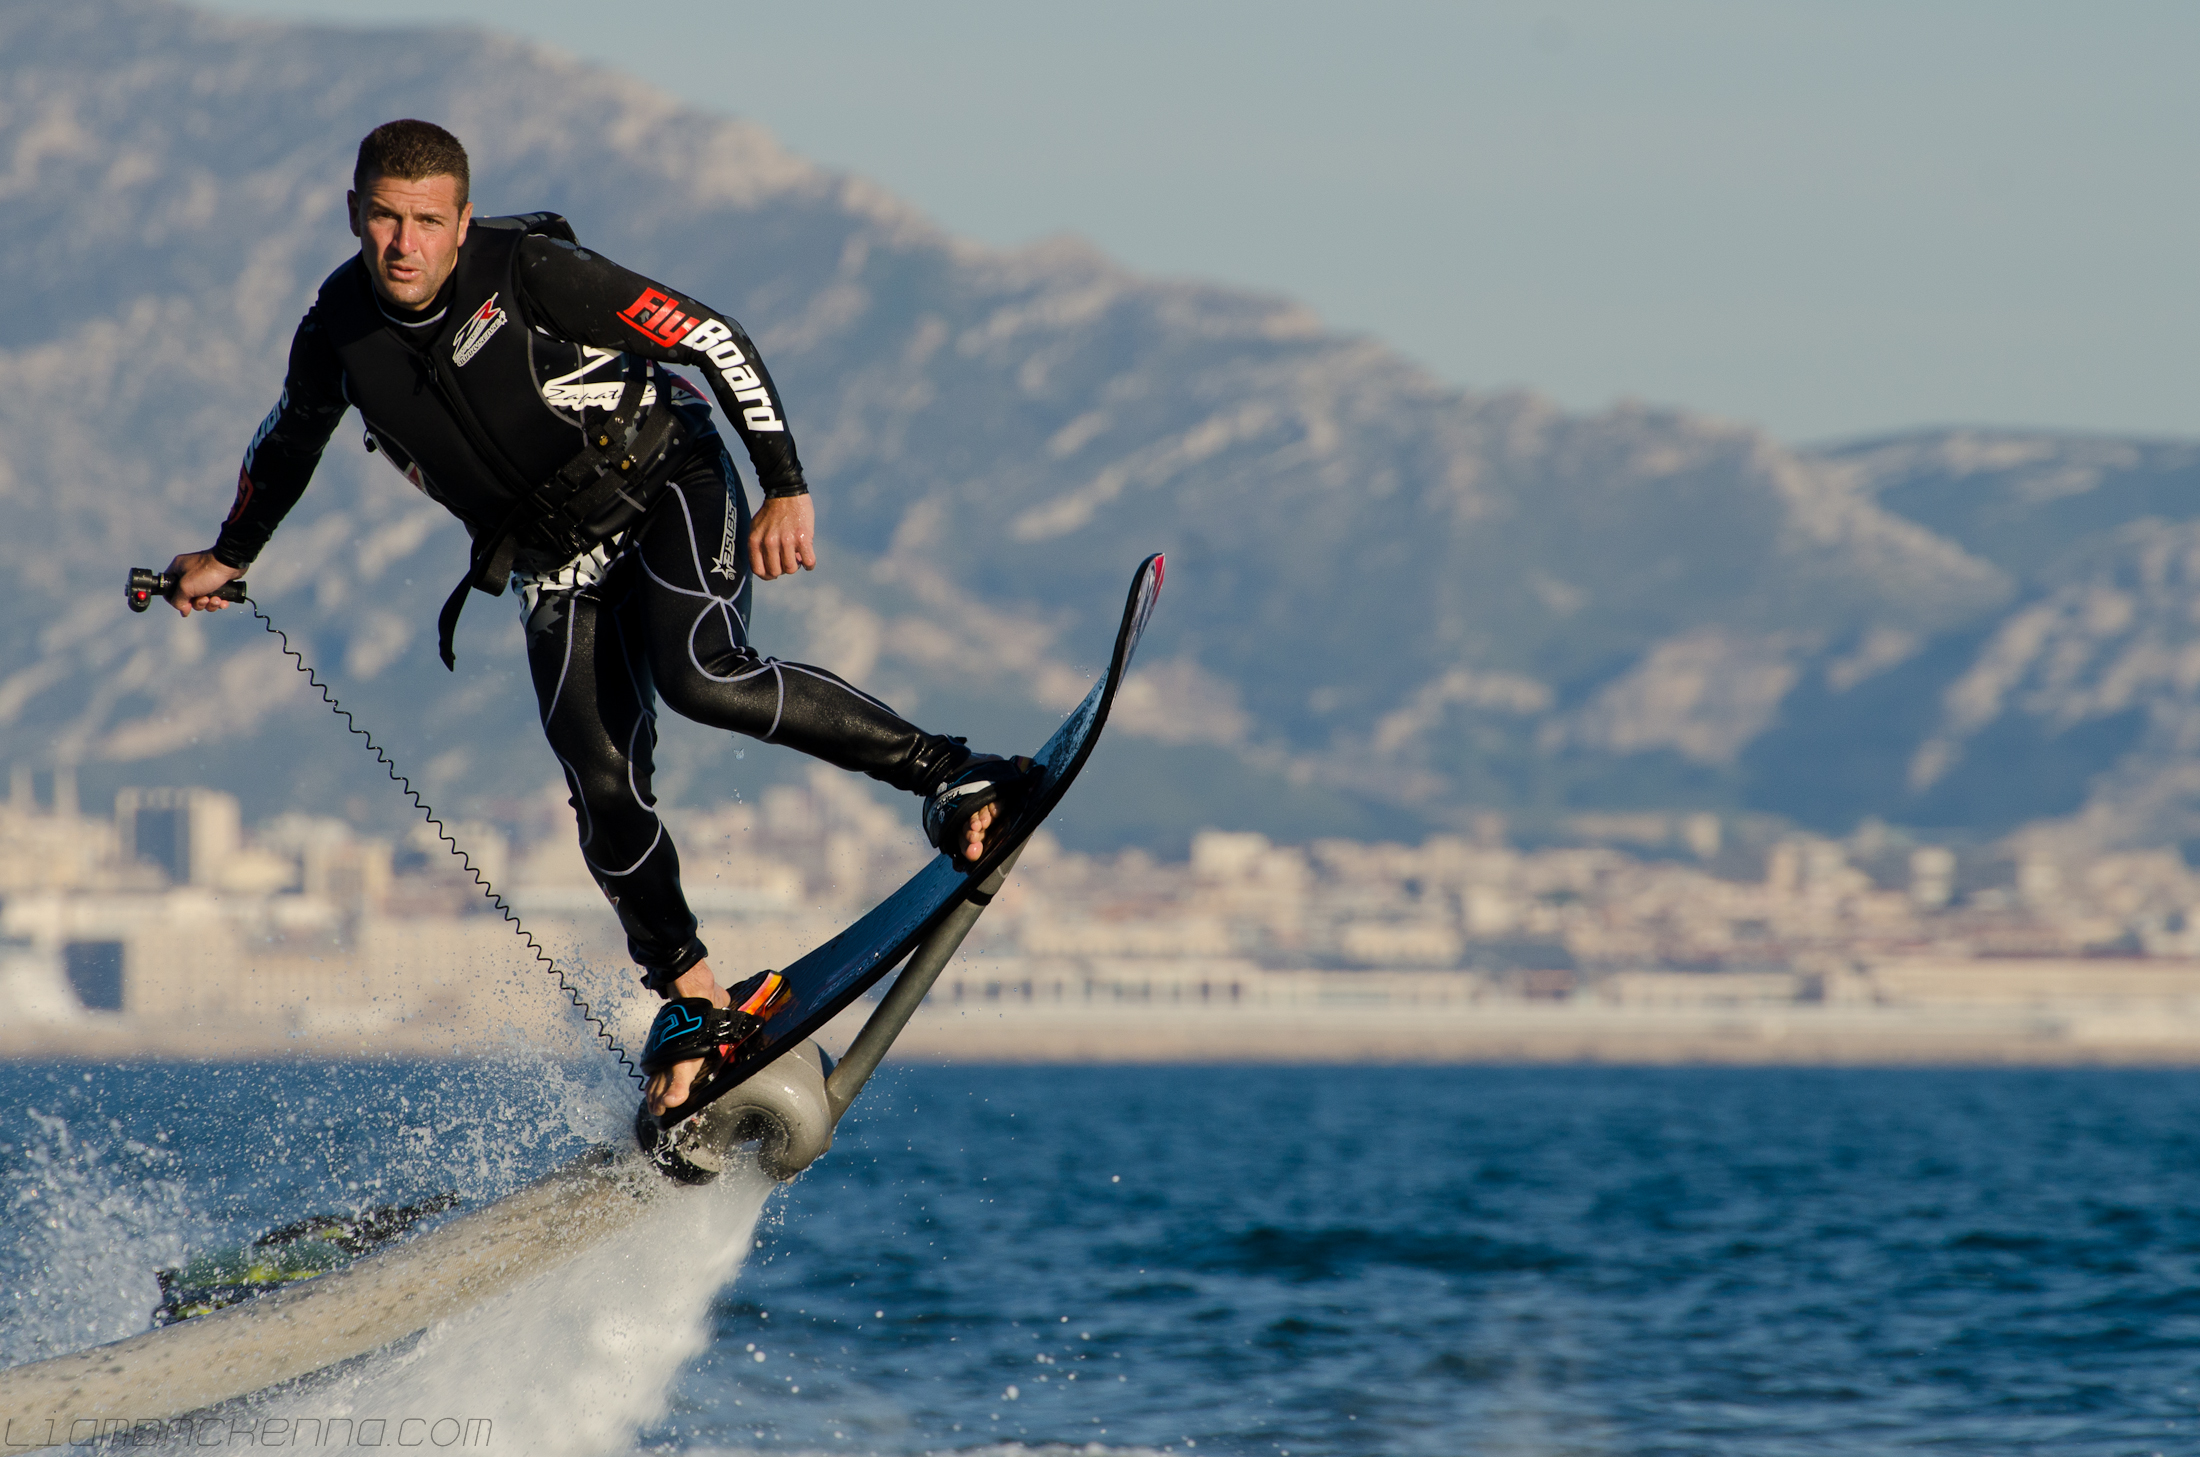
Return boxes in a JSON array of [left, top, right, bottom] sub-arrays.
[[922, 754, 1037, 864], [638, 971, 786, 1075]]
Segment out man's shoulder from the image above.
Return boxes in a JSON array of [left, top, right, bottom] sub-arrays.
[[466, 214, 585, 290], [472, 211, 577, 244], [313, 254, 366, 296], [306, 255, 370, 318]]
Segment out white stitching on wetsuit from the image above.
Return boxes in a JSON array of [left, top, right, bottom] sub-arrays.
[[645, 485, 754, 677], [525, 453, 935, 970], [540, 591, 577, 726], [781, 661, 900, 716], [587, 708, 666, 879], [555, 750, 594, 853]]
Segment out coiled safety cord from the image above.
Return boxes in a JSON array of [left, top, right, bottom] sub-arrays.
[[247, 599, 644, 1087]]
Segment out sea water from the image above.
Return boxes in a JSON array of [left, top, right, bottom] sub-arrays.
[[6, 1062, 2200, 1455]]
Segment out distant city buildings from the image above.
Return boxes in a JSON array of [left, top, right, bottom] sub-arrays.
[[4, 769, 2200, 1060]]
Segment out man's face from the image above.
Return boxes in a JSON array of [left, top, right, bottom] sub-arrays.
[[348, 173, 472, 309]]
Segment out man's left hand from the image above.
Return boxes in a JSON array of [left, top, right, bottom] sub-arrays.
[[749, 494, 816, 580]]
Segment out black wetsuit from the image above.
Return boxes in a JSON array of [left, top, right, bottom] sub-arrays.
[[214, 214, 965, 987]]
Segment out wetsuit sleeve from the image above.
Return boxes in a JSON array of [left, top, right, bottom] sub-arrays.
[[510, 235, 809, 497], [211, 307, 350, 568]]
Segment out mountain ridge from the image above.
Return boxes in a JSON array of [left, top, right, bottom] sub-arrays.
[[4, 0, 2198, 858]]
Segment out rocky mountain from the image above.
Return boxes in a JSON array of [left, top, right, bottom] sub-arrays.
[[1787, 433, 2200, 853], [3, 0, 2197, 856]]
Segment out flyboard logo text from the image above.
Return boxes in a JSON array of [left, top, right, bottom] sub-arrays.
[[450, 295, 508, 367], [618, 287, 785, 432]]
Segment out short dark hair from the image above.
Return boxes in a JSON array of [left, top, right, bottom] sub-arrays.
[[353, 120, 470, 205]]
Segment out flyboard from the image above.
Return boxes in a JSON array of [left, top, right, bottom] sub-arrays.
[[0, 554, 1164, 1448], [638, 551, 1167, 1181]]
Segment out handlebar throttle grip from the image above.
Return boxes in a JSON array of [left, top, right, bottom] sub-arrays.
[[127, 567, 247, 613]]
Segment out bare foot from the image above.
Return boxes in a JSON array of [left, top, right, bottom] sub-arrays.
[[960, 801, 999, 863], [645, 961, 728, 1117]]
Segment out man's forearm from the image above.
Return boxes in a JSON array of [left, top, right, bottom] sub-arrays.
[[220, 316, 350, 565], [214, 419, 335, 565], [211, 525, 259, 570]]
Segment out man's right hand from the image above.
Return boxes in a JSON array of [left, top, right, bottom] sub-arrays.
[[164, 551, 246, 616], [748, 494, 817, 581]]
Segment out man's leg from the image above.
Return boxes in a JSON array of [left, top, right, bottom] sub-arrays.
[[524, 578, 754, 1114], [524, 582, 709, 971], [630, 453, 1013, 857], [585, 450, 1019, 1113]]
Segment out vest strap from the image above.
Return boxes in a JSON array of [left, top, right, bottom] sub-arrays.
[[433, 363, 686, 669]]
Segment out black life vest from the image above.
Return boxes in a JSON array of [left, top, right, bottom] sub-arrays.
[[310, 214, 692, 665]]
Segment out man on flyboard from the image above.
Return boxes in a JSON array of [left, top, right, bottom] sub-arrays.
[[162, 120, 1029, 1113]]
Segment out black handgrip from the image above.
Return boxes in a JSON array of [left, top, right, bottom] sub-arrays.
[[126, 567, 248, 613]]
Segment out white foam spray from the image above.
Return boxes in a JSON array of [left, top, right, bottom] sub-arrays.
[[0, 1110, 201, 1368], [241, 1158, 777, 1455], [5, 1048, 782, 1454]]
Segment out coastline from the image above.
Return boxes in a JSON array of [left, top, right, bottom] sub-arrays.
[[9, 990, 2200, 1067]]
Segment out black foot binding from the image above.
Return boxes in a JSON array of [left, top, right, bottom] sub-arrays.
[[922, 754, 1037, 867], [638, 970, 788, 1076]]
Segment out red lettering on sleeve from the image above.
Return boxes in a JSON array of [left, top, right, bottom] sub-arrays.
[[226, 467, 255, 523], [618, 288, 699, 347]]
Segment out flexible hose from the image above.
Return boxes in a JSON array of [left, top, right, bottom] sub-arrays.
[[247, 600, 644, 1087]]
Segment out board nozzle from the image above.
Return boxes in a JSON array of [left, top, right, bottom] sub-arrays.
[[127, 567, 247, 613]]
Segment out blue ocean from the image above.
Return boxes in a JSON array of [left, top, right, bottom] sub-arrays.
[[6, 1060, 2200, 1455]]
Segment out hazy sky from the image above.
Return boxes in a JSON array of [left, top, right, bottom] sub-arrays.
[[195, 0, 2198, 445]]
